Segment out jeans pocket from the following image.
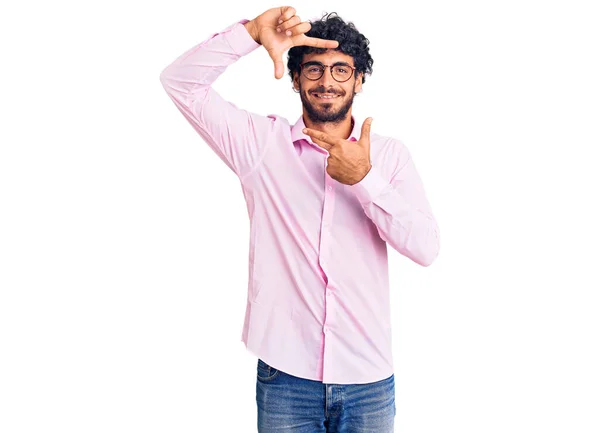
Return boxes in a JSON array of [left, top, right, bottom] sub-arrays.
[[257, 359, 280, 382]]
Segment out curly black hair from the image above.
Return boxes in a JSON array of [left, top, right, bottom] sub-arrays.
[[287, 12, 374, 84]]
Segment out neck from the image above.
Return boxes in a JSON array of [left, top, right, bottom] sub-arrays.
[[302, 112, 354, 140]]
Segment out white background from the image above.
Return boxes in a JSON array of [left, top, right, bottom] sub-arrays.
[[1, 0, 599, 432]]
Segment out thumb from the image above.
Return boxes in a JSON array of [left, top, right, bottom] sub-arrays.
[[267, 47, 284, 79], [360, 117, 373, 143]]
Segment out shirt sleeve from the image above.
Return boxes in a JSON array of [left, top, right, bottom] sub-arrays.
[[349, 144, 441, 266], [159, 19, 275, 181]]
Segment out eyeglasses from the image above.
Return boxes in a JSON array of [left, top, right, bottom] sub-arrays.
[[300, 62, 357, 83]]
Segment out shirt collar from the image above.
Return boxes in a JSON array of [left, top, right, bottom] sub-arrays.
[[291, 114, 361, 146]]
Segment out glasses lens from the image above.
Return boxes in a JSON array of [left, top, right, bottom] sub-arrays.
[[302, 64, 354, 82], [303, 65, 323, 79], [333, 66, 352, 82]]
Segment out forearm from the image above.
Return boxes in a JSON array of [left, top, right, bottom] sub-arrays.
[[159, 20, 260, 96], [351, 163, 440, 267], [364, 196, 440, 266], [158, 20, 271, 179]]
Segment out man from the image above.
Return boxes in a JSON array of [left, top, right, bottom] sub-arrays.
[[160, 6, 440, 432]]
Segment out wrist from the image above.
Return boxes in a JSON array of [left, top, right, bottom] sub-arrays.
[[356, 164, 372, 183], [243, 19, 261, 45]]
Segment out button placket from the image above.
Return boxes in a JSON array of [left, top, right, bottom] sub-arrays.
[[320, 160, 338, 382], [319, 177, 335, 271]]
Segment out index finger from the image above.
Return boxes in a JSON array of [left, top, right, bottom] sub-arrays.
[[309, 137, 333, 151], [303, 128, 337, 148], [300, 35, 339, 49]]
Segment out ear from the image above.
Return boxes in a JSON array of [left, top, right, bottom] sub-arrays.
[[354, 72, 363, 93], [293, 71, 300, 92]]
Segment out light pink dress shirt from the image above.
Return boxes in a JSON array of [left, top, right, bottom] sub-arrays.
[[159, 19, 440, 384]]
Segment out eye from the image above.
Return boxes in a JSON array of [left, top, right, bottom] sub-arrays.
[[337, 67, 350, 74], [307, 66, 321, 73]]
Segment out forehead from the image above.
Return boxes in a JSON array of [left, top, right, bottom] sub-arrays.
[[302, 49, 354, 65]]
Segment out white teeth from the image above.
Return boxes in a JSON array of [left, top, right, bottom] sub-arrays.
[[314, 93, 338, 99]]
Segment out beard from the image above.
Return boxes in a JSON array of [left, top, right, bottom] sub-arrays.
[[298, 81, 355, 125]]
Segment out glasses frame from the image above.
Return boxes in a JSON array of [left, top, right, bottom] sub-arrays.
[[299, 62, 357, 83]]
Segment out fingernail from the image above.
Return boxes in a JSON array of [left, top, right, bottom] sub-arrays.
[[286, 30, 292, 36], [277, 27, 281, 32], [278, 19, 283, 24], [302, 128, 307, 133]]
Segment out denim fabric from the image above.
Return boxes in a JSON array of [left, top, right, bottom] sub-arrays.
[[256, 358, 396, 432]]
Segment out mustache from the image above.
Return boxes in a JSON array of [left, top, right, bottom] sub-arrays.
[[309, 87, 342, 95]]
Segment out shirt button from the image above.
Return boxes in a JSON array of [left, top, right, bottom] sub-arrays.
[[324, 327, 329, 334], [328, 186, 333, 191], [326, 289, 332, 296]]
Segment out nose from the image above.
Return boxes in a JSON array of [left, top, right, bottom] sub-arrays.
[[318, 67, 336, 87]]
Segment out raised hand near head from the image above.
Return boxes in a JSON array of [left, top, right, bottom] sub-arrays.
[[245, 6, 340, 79]]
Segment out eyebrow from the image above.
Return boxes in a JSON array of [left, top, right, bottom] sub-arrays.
[[304, 61, 353, 67]]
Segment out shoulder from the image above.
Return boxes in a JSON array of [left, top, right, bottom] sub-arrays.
[[244, 113, 290, 137], [370, 132, 412, 169], [259, 113, 291, 133], [265, 113, 289, 124]]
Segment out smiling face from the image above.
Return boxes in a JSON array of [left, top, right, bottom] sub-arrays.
[[293, 50, 363, 125]]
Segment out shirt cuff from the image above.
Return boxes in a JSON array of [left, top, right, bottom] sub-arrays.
[[349, 165, 390, 205], [223, 20, 261, 57]]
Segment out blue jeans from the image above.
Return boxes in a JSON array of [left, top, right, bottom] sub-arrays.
[[256, 358, 396, 432]]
